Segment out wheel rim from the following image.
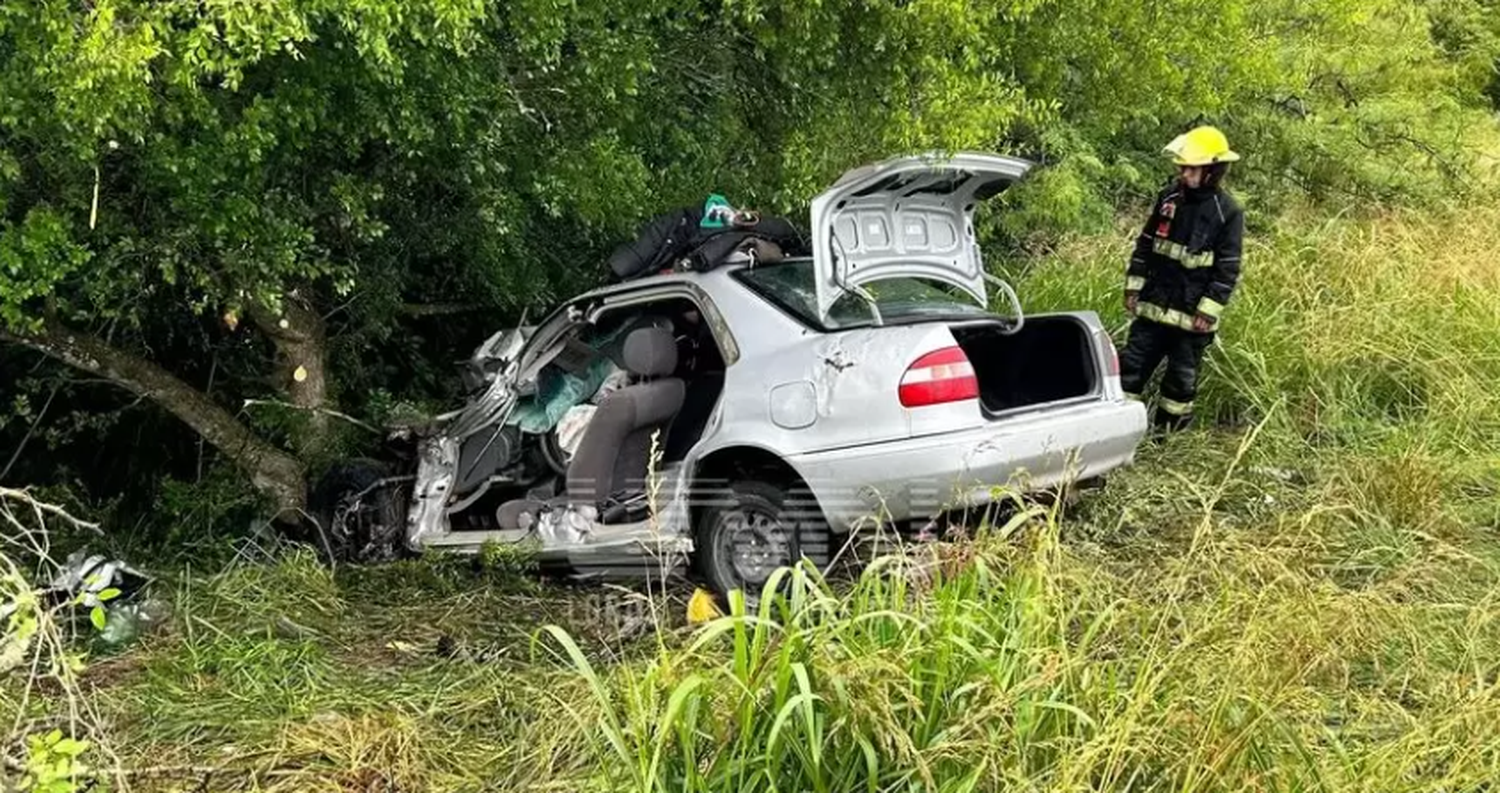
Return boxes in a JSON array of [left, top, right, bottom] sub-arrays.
[[713, 505, 794, 598]]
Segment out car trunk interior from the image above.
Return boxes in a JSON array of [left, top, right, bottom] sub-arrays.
[[950, 316, 1099, 415]]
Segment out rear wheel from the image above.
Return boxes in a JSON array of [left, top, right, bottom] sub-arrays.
[[693, 480, 831, 608]]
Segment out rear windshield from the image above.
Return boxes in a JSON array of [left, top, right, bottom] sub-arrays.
[[733, 259, 990, 331]]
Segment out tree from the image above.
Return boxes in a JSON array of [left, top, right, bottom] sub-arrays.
[[0, 0, 1049, 519], [0, 1, 489, 515]]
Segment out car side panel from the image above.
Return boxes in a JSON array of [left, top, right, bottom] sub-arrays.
[[787, 398, 1147, 531], [695, 271, 966, 455]]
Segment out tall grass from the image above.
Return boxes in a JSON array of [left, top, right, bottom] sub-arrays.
[[539, 504, 1089, 793], [542, 458, 1500, 792], [1017, 199, 1500, 454]]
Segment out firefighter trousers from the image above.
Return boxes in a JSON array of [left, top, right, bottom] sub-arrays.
[[1119, 318, 1213, 431]]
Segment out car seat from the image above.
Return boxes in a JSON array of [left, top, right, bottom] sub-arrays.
[[496, 325, 687, 531]]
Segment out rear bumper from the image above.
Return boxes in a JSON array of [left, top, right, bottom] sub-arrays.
[[788, 399, 1147, 531]]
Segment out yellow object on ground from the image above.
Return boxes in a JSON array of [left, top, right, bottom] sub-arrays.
[[686, 588, 723, 623]]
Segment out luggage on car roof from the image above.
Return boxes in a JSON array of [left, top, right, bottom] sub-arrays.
[[607, 194, 808, 282], [607, 205, 702, 281]]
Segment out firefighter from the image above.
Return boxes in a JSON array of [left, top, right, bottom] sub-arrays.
[[1120, 125, 1244, 433]]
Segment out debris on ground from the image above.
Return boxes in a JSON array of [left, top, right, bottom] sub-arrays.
[[1, 548, 162, 648], [686, 587, 722, 623], [1249, 466, 1309, 485], [45, 549, 150, 604]]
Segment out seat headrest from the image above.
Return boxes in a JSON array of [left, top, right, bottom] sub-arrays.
[[622, 326, 677, 377]]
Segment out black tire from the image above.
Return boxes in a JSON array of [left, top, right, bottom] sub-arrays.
[[307, 458, 409, 564], [693, 480, 831, 608]]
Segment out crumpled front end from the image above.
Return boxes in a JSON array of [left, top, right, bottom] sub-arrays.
[[404, 330, 525, 548]]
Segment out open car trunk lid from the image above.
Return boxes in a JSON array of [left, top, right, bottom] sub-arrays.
[[808, 152, 1034, 322]]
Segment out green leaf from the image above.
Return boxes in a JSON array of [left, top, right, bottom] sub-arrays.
[[52, 737, 88, 757], [90, 606, 106, 631]]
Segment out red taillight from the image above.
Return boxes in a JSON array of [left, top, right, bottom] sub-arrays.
[[1097, 330, 1120, 377], [899, 346, 979, 407]]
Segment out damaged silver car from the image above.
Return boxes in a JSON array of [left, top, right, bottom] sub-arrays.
[[309, 152, 1149, 600]]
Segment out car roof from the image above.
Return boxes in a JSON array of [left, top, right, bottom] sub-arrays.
[[569, 258, 806, 303]]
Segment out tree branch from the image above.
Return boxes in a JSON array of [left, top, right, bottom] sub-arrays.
[[0, 321, 307, 518], [0, 382, 59, 482], [0, 486, 103, 534], [241, 399, 381, 435], [399, 302, 493, 317]]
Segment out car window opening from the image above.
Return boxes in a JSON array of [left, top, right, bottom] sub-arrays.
[[540, 296, 723, 459], [448, 296, 727, 532]]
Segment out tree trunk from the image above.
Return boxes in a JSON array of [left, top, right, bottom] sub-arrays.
[[0, 321, 308, 518], [248, 295, 330, 456]]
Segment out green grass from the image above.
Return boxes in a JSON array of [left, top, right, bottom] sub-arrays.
[[5, 200, 1500, 791], [540, 433, 1500, 792]]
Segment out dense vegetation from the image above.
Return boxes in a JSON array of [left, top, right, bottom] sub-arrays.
[[3, 0, 1500, 790], [2, 0, 1498, 528]]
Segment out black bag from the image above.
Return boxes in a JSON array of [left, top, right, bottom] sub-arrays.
[[608, 205, 809, 282], [607, 206, 703, 281], [680, 215, 808, 273]]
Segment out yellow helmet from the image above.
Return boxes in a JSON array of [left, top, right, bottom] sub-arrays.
[[1163, 125, 1240, 166]]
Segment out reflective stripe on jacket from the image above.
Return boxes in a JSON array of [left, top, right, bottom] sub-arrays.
[[1125, 182, 1243, 333]]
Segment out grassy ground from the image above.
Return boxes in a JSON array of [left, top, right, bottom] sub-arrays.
[[4, 199, 1500, 791]]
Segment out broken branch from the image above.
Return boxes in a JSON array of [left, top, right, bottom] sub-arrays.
[[0, 382, 60, 482], [399, 302, 493, 318], [240, 399, 382, 435], [0, 486, 102, 534]]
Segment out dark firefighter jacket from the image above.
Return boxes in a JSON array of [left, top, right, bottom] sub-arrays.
[[1125, 181, 1244, 333]]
